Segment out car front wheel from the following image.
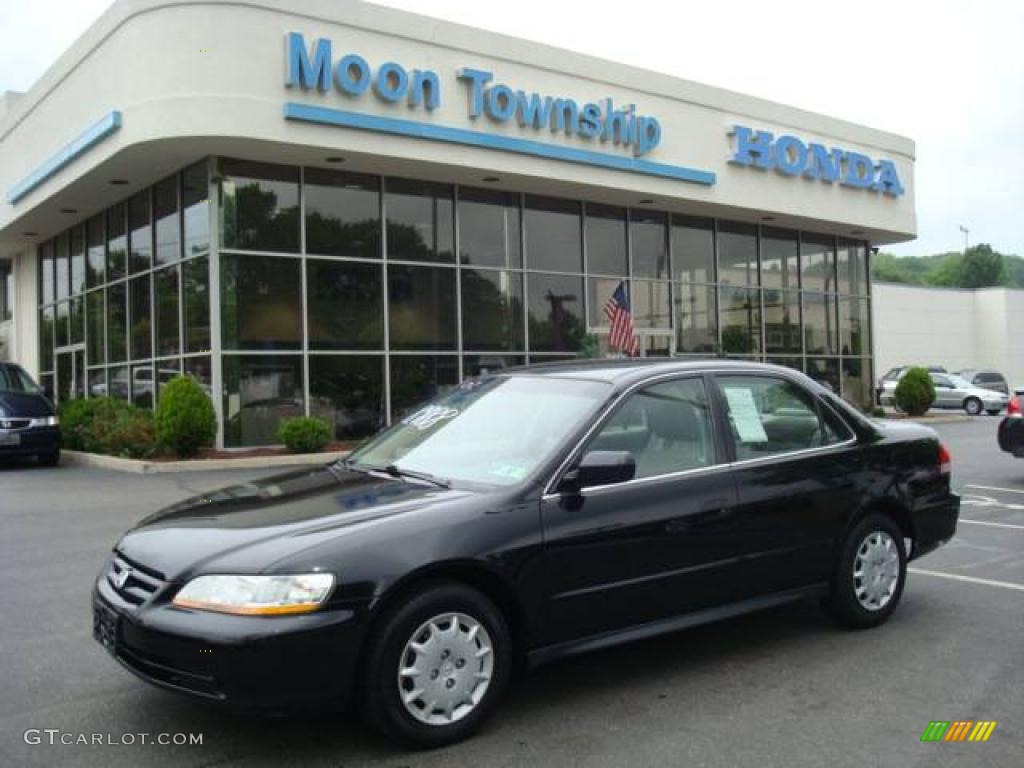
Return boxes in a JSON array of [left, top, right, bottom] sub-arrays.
[[964, 397, 983, 416], [363, 582, 510, 748], [825, 514, 907, 629]]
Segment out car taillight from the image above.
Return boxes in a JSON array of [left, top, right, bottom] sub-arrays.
[[1008, 395, 1021, 417], [938, 443, 952, 476]]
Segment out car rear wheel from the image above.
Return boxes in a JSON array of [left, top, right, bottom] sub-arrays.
[[37, 449, 60, 467], [964, 397, 983, 416], [825, 514, 907, 629], [363, 582, 510, 748]]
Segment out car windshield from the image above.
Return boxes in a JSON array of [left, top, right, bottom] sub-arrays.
[[346, 375, 611, 487], [0, 365, 40, 394]]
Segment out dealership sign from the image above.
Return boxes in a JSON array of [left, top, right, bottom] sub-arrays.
[[728, 125, 904, 197]]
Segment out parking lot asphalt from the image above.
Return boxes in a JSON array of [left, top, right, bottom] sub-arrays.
[[1, 417, 1022, 767]]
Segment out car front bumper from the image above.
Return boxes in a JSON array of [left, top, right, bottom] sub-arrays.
[[93, 572, 371, 708], [0, 426, 59, 457]]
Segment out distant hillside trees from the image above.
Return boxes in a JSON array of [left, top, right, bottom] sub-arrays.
[[871, 244, 1020, 289]]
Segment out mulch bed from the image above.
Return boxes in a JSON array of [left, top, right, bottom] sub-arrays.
[[145, 441, 356, 462]]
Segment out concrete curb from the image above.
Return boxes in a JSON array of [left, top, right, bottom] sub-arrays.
[[878, 414, 973, 425], [61, 449, 350, 474]]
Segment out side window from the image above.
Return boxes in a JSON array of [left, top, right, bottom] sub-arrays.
[[718, 375, 844, 460], [931, 375, 952, 388], [587, 378, 714, 479]]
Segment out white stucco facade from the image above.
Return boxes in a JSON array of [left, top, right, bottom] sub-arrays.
[[872, 282, 1024, 387]]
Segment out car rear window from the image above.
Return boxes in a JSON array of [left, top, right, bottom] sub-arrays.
[[977, 373, 1005, 384]]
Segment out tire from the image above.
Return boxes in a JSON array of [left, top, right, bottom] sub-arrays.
[[37, 448, 60, 467], [825, 514, 907, 629], [362, 581, 511, 748], [986, 409, 1001, 416], [964, 397, 983, 416]]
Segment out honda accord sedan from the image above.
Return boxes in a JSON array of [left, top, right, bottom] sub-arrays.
[[93, 360, 959, 747], [0, 361, 60, 465]]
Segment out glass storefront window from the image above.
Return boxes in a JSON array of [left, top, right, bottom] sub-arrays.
[[154, 175, 181, 265], [807, 357, 840, 394], [764, 289, 801, 354], [767, 357, 804, 375], [632, 280, 671, 329], [304, 168, 380, 258], [463, 355, 525, 377], [840, 239, 869, 295], [720, 285, 762, 354], [156, 360, 182, 403], [672, 215, 715, 284], [840, 296, 869, 356], [524, 195, 581, 273], [461, 268, 524, 351], [527, 272, 585, 353], [87, 368, 106, 399], [631, 210, 669, 279], [183, 256, 210, 353], [182, 162, 210, 256], [155, 266, 180, 357], [39, 241, 55, 305], [389, 355, 459, 419], [129, 275, 151, 361], [309, 355, 384, 440], [128, 189, 151, 274], [70, 226, 86, 296], [388, 264, 457, 350], [86, 290, 105, 365], [55, 301, 69, 348], [457, 188, 521, 269], [107, 283, 128, 363], [307, 259, 383, 350], [841, 358, 873, 411], [587, 276, 619, 329], [221, 253, 301, 350], [39, 308, 54, 371], [70, 296, 84, 345], [223, 355, 304, 447], [184, 356, 212, 394], [761, 227, 799, 290], [675, 282, 717, 354], [220, 159, 300, 253], [86, 214, 105, 287], [802, 234, 836, 293], [385, 178, 453, 263], [55, 233, 70, 301], [107, 203, 127, 281], [132, 363, 154, 410], [584, 203, 627, 276], [804, 292, 838, 355], [109, 365, 130, 401], [718, 222, 758, 287]]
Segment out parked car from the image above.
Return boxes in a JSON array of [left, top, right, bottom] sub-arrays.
[[0, 361, 61, 466], [878, 371, 1008, 415], [954, 369, 1010, 396], [997, 393, 1024, 458], [875, 365, 947, 404], [93, 360, 960, 747]]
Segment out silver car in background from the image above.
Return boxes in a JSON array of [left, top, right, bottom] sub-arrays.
[[878, 371, 1008, 415], [954, 369, 1010, 396]]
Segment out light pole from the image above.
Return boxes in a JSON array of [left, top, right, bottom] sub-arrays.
[[959, 225, 969, 255]]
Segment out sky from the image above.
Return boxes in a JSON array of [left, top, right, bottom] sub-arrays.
[[2, 0, 1022, 257]]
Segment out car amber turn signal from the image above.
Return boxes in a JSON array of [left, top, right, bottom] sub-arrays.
[[172, 573, 335, 616]]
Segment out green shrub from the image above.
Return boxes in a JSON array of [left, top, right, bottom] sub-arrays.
[[277, 416, 332, 454], [155, 375, 217, 458], [59, 396, 157, 458], [870, 406, 886, 418], [894, 367, 935, 416]]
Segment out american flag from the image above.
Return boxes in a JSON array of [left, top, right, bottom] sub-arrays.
[[604, 281, 640, 357]]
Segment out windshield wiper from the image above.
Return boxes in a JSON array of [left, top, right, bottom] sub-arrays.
[[382, 464, 451, 489]]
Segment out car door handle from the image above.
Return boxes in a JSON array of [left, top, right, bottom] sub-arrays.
[[666, 499, 732, 533]]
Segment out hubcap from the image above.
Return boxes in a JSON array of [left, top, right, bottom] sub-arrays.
[[853, 530, 900, 611], [397, 612, 494, 726]]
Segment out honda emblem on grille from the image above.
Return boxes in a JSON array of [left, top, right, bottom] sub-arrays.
[[114, 568, 131, 589]]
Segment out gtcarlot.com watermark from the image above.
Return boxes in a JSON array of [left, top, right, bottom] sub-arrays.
[[24, 729, 203, 746]]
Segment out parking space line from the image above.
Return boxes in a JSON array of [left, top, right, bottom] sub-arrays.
[[960, 519, 1024, 531], [966, 484, 1024, 495], [909, 568, 1024, 592]]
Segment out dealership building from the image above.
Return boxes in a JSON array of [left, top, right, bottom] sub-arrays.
[[0, 0, 916, 447]]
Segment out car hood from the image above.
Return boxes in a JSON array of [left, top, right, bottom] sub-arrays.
[[115, 464, 477, 581], [0, 391, 54, 418]]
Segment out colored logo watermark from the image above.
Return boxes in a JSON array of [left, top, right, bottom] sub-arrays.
[[920, 721, 997, 742]]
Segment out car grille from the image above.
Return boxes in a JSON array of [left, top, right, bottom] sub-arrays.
[[0, 418, 31, 430], [107, 552, 167, 606]]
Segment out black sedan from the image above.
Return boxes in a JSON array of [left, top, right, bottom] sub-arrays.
[[93, 360, 959, 747], [0, 361, 60, 465], [997, 393, 1023, 457]]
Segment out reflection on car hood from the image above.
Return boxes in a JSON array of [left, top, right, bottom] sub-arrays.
[[116, 465, 475, 580], [0, 391, 54, 418]]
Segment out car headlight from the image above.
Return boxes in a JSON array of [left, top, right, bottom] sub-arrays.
[[28, 416, 58, 427], [172, 573, 335, 616]]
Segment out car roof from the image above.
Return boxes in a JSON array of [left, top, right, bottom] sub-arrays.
[[499, 357, 816, 391]]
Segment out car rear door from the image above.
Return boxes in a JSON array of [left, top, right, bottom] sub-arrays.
[[931, 374, 959, 407], [537, 374, 739, 647], [711, 373, 861, 599]]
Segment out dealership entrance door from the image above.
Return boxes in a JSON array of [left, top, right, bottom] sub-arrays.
[[54, 345, 85, 405]]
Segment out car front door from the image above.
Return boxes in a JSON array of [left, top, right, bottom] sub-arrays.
[[712, 373, 861, 599], [931, 374, 957, 408], [537, 375, 738, 647]]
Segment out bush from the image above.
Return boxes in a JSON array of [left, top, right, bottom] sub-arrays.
[[60, 396, 157, 458], [870, 406, 886, 418], [155, 375, 217, 458], [894, 367, 935, 416], [277, 416, 332, 454]]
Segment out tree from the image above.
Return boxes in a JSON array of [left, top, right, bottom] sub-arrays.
[[958, 244, 1006, 288]]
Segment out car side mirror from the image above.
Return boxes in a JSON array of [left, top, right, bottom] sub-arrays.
[[559, 450, 636, 494]]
